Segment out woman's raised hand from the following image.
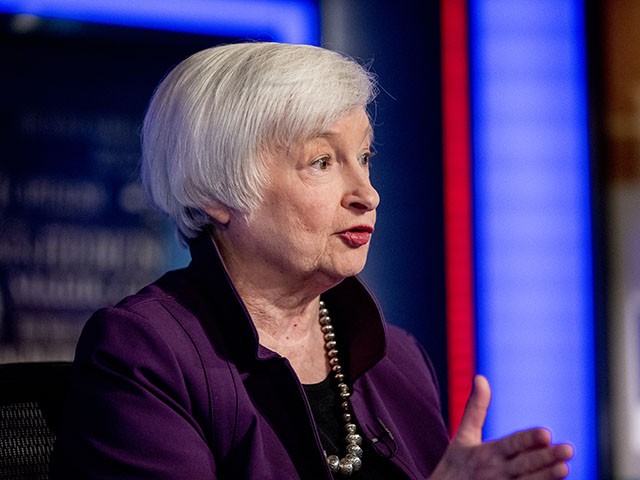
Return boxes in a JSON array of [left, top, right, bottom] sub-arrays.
[[429, 375, 574, 480]]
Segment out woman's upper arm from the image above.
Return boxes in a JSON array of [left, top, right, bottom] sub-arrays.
[[51, 305, 217, 479]]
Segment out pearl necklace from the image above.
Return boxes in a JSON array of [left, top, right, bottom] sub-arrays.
[[318, 300, 364, 476]]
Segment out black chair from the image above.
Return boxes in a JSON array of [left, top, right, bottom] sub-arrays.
[[0, 361, 72, 480]]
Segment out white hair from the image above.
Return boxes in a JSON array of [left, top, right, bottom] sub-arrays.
[[141, 42, 377, 242]]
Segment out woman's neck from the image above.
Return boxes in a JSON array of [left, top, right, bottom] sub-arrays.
[[244, 294, 330, 384], [210, 231, 333, 383]]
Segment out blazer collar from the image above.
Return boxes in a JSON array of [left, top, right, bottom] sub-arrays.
[[186, 232, 387, 380]]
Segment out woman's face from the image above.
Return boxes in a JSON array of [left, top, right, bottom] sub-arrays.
[[216, 107, 380, 293]]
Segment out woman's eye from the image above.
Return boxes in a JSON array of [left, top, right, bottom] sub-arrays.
[[311, 156, 330, 170], [360, 151, 374, 166]]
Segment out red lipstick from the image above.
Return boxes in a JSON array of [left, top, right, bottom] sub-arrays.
[[338, 225, 374, 247]]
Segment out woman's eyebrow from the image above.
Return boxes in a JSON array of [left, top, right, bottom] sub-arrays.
[[315, 125, 374, 142]]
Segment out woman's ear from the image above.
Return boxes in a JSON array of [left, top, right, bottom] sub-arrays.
[[204, 201, 231, 225]]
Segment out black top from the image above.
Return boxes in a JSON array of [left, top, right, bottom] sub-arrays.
[[304, 377, 407, 479]]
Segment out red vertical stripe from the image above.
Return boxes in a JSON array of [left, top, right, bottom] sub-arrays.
[[440, 0, 475, 436]]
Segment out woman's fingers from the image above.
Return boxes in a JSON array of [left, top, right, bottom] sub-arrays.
[[430, 436, 573, 480], [519, 460, 571, 480], [503, 442, 574, 477], [496, 428, 552, 457]]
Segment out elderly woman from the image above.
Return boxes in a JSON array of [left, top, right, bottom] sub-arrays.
[[51, 42, 573, 479]]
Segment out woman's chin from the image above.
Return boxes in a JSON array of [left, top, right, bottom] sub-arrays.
[[325, 259, 369, 281]]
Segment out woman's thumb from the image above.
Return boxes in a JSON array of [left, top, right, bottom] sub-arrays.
[[452, 375, 491, 446]]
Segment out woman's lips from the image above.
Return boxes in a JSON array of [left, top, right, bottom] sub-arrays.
[[338, 226, 374, 247]]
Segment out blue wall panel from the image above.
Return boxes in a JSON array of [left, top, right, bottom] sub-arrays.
[[0, 0, 319, 44], [470, 1, 596, 477]]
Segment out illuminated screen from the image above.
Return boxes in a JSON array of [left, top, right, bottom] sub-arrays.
[[470, 0, 597, 477], [0, 0, 319, 44]]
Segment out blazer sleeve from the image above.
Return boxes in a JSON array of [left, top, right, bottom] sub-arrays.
[[50, 305, 217, 479]]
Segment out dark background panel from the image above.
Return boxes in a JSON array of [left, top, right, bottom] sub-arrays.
[[322, 0, 448, 419], [0, 16, 237, 360]]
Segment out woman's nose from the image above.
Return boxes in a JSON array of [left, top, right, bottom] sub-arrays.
[[342, 169, 380, 212]]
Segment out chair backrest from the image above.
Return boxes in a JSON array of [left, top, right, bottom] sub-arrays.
[[0, 362, 72, 480]]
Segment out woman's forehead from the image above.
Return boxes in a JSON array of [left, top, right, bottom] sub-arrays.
[[313, 109, 373, 141]]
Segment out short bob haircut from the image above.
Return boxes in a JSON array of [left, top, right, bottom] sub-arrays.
[[141, 42, 377, 242]]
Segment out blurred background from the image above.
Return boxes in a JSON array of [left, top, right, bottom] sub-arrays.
[[0, 0, 637, 478]]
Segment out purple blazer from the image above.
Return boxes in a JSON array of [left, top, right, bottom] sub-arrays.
[[51, 234, 449, 479]]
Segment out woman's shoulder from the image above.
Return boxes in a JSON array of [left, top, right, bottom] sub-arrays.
[[378, 323, 441, 389], [384, 323, 428, 359], [77, 267, 226, 377], [91, 267, 206, 333], [110, 267, 194, 314], [72, 267, 238, 429]]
